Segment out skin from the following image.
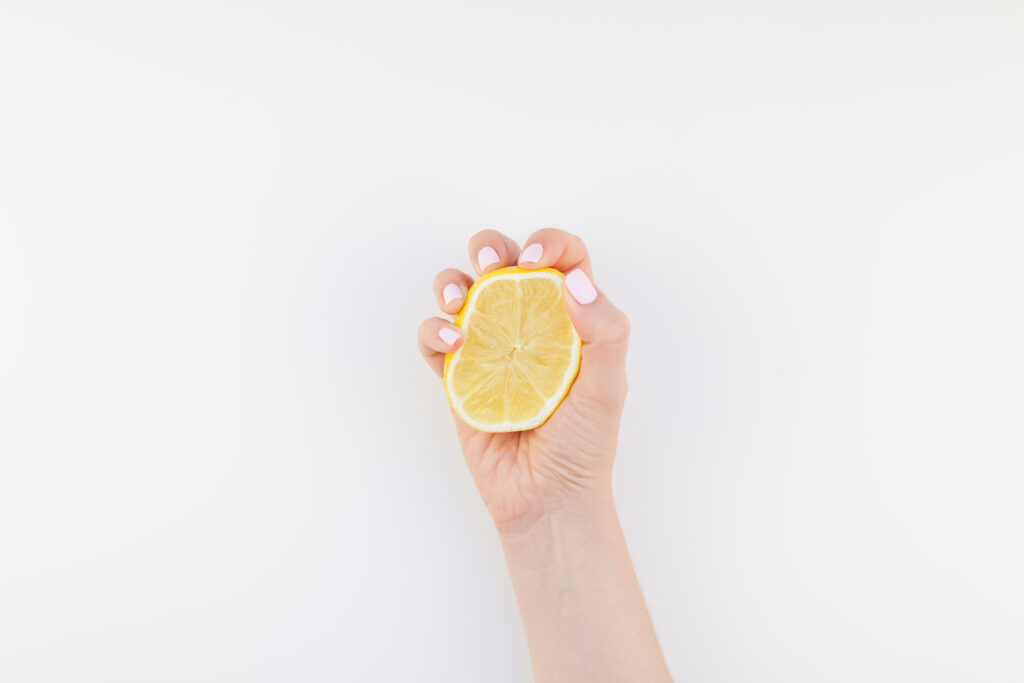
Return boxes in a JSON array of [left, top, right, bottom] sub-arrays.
[[417, 229, 672, 682]]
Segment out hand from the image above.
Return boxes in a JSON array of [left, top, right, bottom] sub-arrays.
[[417, 229, 631, 531], [419, 230, 670, 681]]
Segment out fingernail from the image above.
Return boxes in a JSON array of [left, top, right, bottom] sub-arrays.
[[519, 243, 544, 264], [477, 246, 500, 271], [565, 268, 597, 305], [439, 327, 461, 346], [442, 282, 463, 305]]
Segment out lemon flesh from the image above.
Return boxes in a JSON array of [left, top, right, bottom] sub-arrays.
[[444, 267, 582, 432]]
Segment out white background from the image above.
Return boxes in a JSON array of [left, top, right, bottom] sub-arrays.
[[2, 1, 1022, 681]]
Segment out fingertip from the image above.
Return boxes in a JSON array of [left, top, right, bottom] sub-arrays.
[[438, 326, 463, 348], [518, 242, 544, 267], [520, 228, 592, 277], [477, 246, 500, 272], [564, 268, 598, 305], [467, 229, 521, 274], [433, 268, 474, 314], [442, 282, 464, 307]]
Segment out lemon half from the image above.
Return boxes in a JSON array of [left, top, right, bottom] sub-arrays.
[[444, 267, 582, 432]]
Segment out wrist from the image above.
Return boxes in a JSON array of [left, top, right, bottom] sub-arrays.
[[493, 480, 671, 682], [496, 485, 618, 556]]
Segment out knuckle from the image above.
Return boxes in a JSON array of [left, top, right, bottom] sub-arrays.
[[539, 226, 564, 239], [433, 268, 462, 289], [530, 227, 565, 246], [472, 228, 502, 244], [467, 232, 490, 250], [607, 310, 631, 340], [417, 318, 436, 338]]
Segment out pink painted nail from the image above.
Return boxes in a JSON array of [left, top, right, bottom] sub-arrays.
[[439, 327, 461, 346], [519, 243, 544, 264], [565, 268, 597, 305], [442, 283, 463, 305], [477, 246, 500, 271]]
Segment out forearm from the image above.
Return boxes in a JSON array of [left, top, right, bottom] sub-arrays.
[[498, 489, 671, 682]]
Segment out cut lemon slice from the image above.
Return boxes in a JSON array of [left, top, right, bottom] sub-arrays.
[[444, 267, 582, 432]]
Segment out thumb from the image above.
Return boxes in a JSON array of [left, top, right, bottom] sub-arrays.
[[562, 268, 631, 404]]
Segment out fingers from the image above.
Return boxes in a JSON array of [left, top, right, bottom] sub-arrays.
[[516, 228, 593, 278], [467, 229, 521, 276], [417, 317, 464, 377], [433, 268, 475, 315]]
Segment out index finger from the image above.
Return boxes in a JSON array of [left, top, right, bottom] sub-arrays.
[[516, 228, 593, 278], [467, 229, 522, 276]]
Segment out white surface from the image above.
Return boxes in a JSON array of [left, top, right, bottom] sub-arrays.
[[1, 2, 1022, 681]]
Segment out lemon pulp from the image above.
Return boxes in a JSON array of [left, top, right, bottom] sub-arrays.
[[444, 267, 581, 432]]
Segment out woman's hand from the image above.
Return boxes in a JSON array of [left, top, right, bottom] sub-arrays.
[[418, 229, 671, 682], [417, 228, 631, 531]]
